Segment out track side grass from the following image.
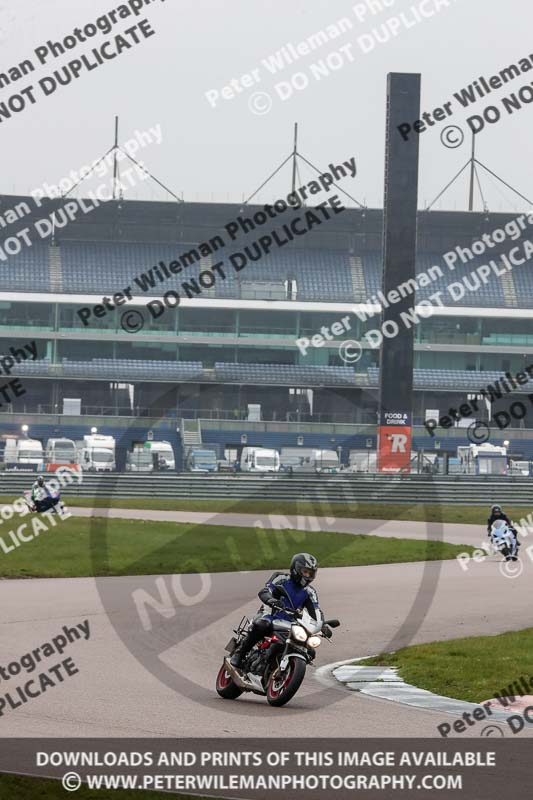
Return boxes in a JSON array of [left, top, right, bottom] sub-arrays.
[[0, 517, 475, 579], [360, 628, 533, 703]]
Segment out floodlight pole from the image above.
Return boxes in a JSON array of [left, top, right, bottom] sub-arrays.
[[468, 132, 476, 211], [243, 123, 365, 208], [428, 131, 533, 212], [113, 116, 119, 201], [57, 117, 182, 204], [291, 122, 298, 195]]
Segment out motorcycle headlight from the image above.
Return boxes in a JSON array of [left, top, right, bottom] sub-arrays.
[[292, 624, 307, 642], [308, 635, 321, 648]]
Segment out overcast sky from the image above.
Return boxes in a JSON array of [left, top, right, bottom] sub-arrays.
[[1, 0, 532, 212]]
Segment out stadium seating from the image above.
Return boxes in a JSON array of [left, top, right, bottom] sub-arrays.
[[244, 248, 353, 301], [5, 237, 533, 308], [60, 242, 194, 294], [367, 366, 533, 392], [362, 251, 509, 308], [414, 252, 506, 307], [12, 358, 363, 386], [214, 362, 356, 385], [361, 252, 382, 296], [12, 358, 204, 381], [0, 243, 50, 292], [14, 359, 533, 392], [59, 241, 353, 302]]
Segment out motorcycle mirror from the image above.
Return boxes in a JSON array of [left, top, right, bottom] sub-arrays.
[[325, 619, 340, 628]]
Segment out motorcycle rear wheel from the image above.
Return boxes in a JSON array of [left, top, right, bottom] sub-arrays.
[[266, 658, 306, 707], [216, 663, 243, 699]]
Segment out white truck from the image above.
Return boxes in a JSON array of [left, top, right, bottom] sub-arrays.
[[78, 434, 116, 472], [126, 450, 154, 472], [311, 449, 340, 474], [280, 449, 315, 474], [140, 440, 176, 470], [17, 438, 44, 469], [280, 448, 339, 474], [240, 447, 280, 473], [45, 438, 78, 469], [2, 437, 43, 470]]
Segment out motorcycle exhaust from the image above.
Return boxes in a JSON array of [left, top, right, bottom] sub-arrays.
[[223, 658, 261, 693]]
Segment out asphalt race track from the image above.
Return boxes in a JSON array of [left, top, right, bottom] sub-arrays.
[[0, 509, 531, 739]]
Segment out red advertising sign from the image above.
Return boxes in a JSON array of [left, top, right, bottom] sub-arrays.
[[45, 463, 81, 473], [377, 413, 412, 473]]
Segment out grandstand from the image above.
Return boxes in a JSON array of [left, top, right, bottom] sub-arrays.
[[1, 194, 533, 467]]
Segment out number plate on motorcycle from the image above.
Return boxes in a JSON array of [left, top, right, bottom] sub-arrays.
[[224, 637, 237, 652]]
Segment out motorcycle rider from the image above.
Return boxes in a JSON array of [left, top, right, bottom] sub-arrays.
[[230, 552, 328, 669], [31, 476, 60, 513], [487, 504, 519, 550]]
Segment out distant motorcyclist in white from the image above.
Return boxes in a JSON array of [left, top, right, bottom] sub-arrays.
[[488, 504, 519, 562], [487, 504, 519, 553], [30, 476, 62, 513]]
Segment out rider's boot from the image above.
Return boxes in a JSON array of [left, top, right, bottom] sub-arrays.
[[229, 647, 244, 669], [229, 629, 257, 668]]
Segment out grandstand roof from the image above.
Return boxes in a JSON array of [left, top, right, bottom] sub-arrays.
[[0, 194, 527, 250]]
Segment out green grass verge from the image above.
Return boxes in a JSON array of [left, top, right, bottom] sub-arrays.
[[0, 496, 513, 525], [0, 517, 474, 579], [0, 773, 201, 799], [359, 628, 533, 703]]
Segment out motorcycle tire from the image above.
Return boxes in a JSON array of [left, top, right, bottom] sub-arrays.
[[266, 658, 306, 707], [215, 663, 243, 700]]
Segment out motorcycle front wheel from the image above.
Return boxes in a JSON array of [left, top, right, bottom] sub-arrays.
[[266, 658, 306, 707], [215, 663, 243, 700]]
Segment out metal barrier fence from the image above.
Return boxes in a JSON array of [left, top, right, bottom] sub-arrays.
[[1, 473, 533, 505]]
